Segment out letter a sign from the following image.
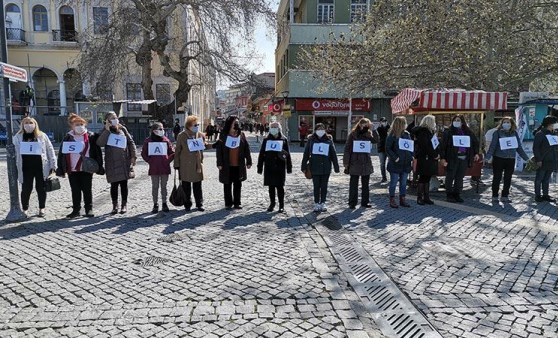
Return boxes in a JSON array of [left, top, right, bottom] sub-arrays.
[[187, 138, 205, 152], [265, 140, 283, 152], [148, 142, 167, 156]]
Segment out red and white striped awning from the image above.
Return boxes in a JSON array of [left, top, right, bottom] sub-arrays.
[[391, 89, 508, 114]]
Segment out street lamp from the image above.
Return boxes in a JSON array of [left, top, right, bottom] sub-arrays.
[[281, 91, 289, 141]]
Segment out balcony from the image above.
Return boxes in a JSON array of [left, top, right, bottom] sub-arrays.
[[6, 28, 25, 42], [52, 29, 77, 42]]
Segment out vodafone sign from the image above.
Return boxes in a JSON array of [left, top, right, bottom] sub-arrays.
[[296, 99, 371, 112]]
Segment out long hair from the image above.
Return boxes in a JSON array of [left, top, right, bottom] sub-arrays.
[[388, 116, 407, 137], [351, 117, 371, 134], [496, 116, 517, 133], [451, 114, 472, 133], [18, 117, 42, 138], [220, 115, 239, 141], [419, 115, 436, 132]]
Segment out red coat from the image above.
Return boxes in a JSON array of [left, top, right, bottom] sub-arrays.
[[141, 136, 175, 176]]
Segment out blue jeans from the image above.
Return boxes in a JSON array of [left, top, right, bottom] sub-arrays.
[[378, 152, 387, 179], [535, 169, 553, 197], [389, 172, 408, 197]]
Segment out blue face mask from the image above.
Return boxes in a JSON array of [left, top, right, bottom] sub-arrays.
[[192, 126, 199, 133], [502, 122, 511, 131]]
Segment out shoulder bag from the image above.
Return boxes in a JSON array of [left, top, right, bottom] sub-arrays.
[[169, 169, 186, 206]]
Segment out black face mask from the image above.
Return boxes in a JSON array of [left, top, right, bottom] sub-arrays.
[[233, 123, 240, 130], [360, 126, 369, 133]]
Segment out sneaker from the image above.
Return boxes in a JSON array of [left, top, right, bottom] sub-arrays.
[[66, 211, 80, 219], [38, 209, 46, 218], [197, 207, 205, 212], [320, 203, 328, 212], [84, 210, 95, 218], [313, 203, 321, 212], [234, 205, 243, 210], [120, 205, 127, 214], [501, 196, 511, 203]]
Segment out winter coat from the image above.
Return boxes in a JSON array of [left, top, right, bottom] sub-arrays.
[[56, 131, 104, 176], [257, 134, 293, 187], [485, 129, 529, 162], [386, 131, 413, 174], [13, 132, 57, 184], [440, 127, 479, 169], [376, 124, 390, 153], [342, 129, 379, 176], [174, 129, 205, 182], [533, 129, 558, 171], [216, 132, 253, 184], [414, 126, 439, 177], [97, 127, 137, 183], [141, 135, 175, 176], [301, 134, 340, 176]]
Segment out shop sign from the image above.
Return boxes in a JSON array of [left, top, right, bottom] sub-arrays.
[[296, 99, 371, 112], [314, 111, 350, 117]]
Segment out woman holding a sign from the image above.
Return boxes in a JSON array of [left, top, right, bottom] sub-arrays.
[[343, 118, 379, 209], [533, 115, 558, 203], [257, 122, 293, 213], [485, 117, 529, 202], [13, 117, 57, 217], [175, 116, 206, 212], [97, 112, 137, 215], [386, 117, 414, 208], [216, 115, 253, 210], [414, 115, 440, 205], [301, 123, 340, 213]]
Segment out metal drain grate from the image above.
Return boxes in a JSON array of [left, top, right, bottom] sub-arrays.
[[385, 313, 427, 338], [133, 256, 169, 267], [157, 233, 188, 243], [339, 246, 362, 263]]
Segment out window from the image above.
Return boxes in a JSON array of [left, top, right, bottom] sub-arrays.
[[126, 83, 142, 111], [351, 0, 368, 23], [32, 5, 48, 31], [317, 0, 334, 24], [93, 7, 109, 34], [156, 84, 171, 106], [6, 4, 20, 13], [60, 6, 73, 15]]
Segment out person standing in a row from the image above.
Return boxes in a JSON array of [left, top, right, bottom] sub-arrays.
[[377, 117, 390, 183], [141, 122, 175, 213], [216, 115, 252, 210], [485, 117, 529, 202], [257, 121, 292, 212], [57, 114, 104, 218], [343, 118, 378, 209], [386, 116, 413, 208], [97, 112, 137, 214], [175, 115, 206, 212], [413, 115, 439, 205], [13, 117, 57, 217], [533, 115, 558, 203], [302, 123, 340, 213]]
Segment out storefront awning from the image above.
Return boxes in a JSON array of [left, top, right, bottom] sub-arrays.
[[112, 99, 157, 104]]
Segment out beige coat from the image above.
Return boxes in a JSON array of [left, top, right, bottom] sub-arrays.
[[175, 129, 205, 182]]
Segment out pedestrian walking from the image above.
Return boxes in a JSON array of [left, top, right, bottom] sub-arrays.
[[485, 117, 529, 203], [141, 122, 175, 213], [301, 123, 340, 213], [257, 122, 292, 213], [298, 121, 309, 148], [386, 116, 413, 208], [377, 117, 390, 183], [173, 119, 181, 142], [205, 123, 215, 142], [216, 115, 253, 209], [440, 115, 480, 203], [343, 118, 379, 209], [97, 111, 137, 215], [56, 113, 104, 218], [533, 115, 558, 203], [13, 117, 57, 217], [175, 115, 206, 212], [413, 115, 439, 205]]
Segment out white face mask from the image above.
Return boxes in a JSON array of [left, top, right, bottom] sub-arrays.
[[502, 122, 511, 131], [74, 126, 86, 135], [110, 119, 119, 127], [23, 124, 35, 133], [316, 130, 326, 137], [154, 130, 165, 137], [453, 121, 462, 129], [269, 127, 279, 136]]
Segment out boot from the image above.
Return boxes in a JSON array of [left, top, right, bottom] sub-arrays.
[[152, 204, 159, 214], [424, 182, 434, 205], [111, 202, 118, 215], [454, 194, 464, 203], [446, 192, 457, 203], [120, 204, 127, 214], [400, 195, 411, 208], [416, 183, 425, 205], [389, 197, 399, 208], [162, 203, 170, 212]]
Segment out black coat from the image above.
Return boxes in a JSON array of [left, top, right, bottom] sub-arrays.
[[414, 127, 439, 176], [533, 129, 558, 171], [440, 127, 479, 169], [56, 132, 104, 176], [301, 134, 340, 175], [377, 124, 390, 153], [386, 131, 414, 174], [257, 135, 293, 186], [216, 132, 253, 184], [343, 129, 379, 176]]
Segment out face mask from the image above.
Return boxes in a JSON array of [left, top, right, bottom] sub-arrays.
[[269, 127, 279, 136], [74, 126, 86, 135], [502, 122, 511, 131], [110, 119, 119, 127], [380, 122, 387, 127], [360, 126, 369, 133], [453, 121, 462, 129], [316, 130, 326, 138], [24, 124, 35, 133], [154, 130, 165, 137], [191, 126, 199, 133]]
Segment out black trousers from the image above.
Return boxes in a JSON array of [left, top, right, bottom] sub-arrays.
[[269, 186, 285, 207], [69, 172, 93, 212], [418, 175, 432, 184], [349, 174, 370, 206], [492, 156, 515, 197], [21, 166, 46, 210], [445, 159, 468, 195], [224, 166, 242, 207], [182, 181, 203, 208], [110, 180, 129, 206], [312, 174, 330, 204]]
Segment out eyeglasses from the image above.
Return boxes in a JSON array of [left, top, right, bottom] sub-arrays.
[[194, 124, 200, 127]]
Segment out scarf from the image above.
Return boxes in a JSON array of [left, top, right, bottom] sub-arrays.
[[456, 128, 466, 153]]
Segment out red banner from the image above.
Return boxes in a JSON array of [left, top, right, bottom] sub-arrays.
[[296, 99, 371, 112]]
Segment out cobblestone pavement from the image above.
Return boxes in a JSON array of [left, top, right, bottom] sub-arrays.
[[1, 137, 558, 337]]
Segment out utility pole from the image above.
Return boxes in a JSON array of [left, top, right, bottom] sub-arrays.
[[1, 4, 27, 223]]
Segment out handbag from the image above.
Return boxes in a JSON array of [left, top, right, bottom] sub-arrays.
[[44, 176, 61, 192], [169, 170, 186, 206], [81, 157, 99, 174], [129, 167, 136, 179], [304, 167, 312, 179]]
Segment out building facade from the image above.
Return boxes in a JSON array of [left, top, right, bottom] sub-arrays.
[[275, 0, 392, 142]]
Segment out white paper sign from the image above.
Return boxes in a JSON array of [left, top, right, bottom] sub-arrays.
[[546, 135, 558, 146], [499, 137, 518, 150], [431, 136, 440, 150], [20, 142, 42, 155], [107, 134, 127, 149], [352, 141, 371, 153], [452, 135, 471, 148], [62, 141, 85, 154], [265, 140, 283, 152], [398, 138, 414, 152], [312, 143, 330, 156], [187, 138, 205, 152], [148, 142, 168, 156], [225, 136, 240, 149]]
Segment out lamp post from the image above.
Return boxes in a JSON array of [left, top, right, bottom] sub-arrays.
[[281, 90, 289, 142]]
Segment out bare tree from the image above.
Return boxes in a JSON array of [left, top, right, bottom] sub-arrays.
[[302, 0, 558, 94]]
